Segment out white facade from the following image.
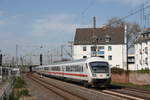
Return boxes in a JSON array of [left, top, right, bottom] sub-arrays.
[[73, 44, 127, 69], [135, 41, 150, 70]]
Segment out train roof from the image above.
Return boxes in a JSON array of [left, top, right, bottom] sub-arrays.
[[37, 57, 107, 67]]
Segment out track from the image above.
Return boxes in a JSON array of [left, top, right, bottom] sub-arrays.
[[27, 73, 150, 100], [124, 87, 150, 94], [27, 73, 87, 100], [100, 85, 150, 100]]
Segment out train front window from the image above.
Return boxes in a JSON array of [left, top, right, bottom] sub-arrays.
[[89, 62, 109, 73]]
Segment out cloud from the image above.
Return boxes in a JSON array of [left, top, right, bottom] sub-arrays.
[[0, 20, 6, 25], [31, 14, 74, 36], [31, 14, 89, 37], [98, 0, 148, 6], [0, 11, 6, 16]]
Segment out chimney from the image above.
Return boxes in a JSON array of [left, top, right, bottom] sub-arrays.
[[93, 16, 96, 28]]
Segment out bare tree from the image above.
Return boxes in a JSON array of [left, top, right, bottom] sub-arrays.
[[105, 17, 141, 48], [106, 17, 125, 28]]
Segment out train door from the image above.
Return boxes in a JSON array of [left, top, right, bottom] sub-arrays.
[[84, 63, 89, 80], [85, 63, 92, 83]]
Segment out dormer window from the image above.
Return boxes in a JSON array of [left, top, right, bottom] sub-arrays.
[[141, 35, 143, 38], [105, 35, 111, 42]]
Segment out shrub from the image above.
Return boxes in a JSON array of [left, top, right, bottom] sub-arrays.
[[137, 68, 150, 73], [21, 89, 29, 96], [111, 67, 126, 74], [14, 77, 25, 88]]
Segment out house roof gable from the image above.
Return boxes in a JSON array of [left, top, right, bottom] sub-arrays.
[[74, 27, 125, 45]]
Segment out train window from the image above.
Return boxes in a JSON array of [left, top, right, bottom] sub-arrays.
[[44, 67, 49, 70], [90, 62, 109, 73], [51, 66, 60, 71], [66, 65, 83, 72]]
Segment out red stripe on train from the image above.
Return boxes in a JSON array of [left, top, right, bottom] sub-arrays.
[[47, 72, 88, 77]]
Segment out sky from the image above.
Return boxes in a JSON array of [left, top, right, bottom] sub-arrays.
[[0, 0, 150, 64]]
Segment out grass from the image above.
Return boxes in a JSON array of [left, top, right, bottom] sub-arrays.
[[14, 77, 26, 88], [112, 82, 150, 91], [9, 77, 29, 100]]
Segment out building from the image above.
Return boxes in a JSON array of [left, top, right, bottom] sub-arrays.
[[73, 27, 127, 69], [135, 30, 150, 70]]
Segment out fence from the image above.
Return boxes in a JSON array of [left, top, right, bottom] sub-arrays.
[[112, 72, 150, 85]]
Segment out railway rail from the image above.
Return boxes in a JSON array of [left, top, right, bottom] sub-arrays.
[[27, 73, 150, 100], [122, 86, 150, 94], [102, 84, 150, 100], [111, 84, 150, 94], [104, 88, 150, 100], [27, 73, 87, 100]]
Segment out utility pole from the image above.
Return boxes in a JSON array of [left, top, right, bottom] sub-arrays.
[[60, 45, 63, 61], [50, 54, 53, 64], [68, 41, 73, 60], [40, 45, 43, 65], [47, 51, 50, 64], [16, 44, 18, 67], [125, 25, 129, 83], [124, 25, 128, 71], [20, 57, 23, 66], [0, 53, 2, 66], [40, 54, 43, 65]]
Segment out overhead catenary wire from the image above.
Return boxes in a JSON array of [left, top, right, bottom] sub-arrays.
[[120, 0, 150, 20], [121, 5, 150, 20]]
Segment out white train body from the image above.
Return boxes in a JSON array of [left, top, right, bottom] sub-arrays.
[[34, 57, 111, 87]]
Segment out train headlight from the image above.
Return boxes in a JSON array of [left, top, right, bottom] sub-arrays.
[[92, 73, 96, 77]]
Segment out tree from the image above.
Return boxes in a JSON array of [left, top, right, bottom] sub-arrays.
[[106, 17, 125, 28], [105, 17, 141, 48]]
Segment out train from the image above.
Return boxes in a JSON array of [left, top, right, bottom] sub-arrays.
[[33, 57, 111, 88]]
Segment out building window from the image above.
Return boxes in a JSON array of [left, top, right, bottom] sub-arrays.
[[139, 49, 142, 54], [140, 60, 142, 65], [108, 46, 112, 51], [83, 56, 87, 58], [99, 56, 104, 58], [98, 46, 104, 51], [83, 46, 86, 51], [105, 35, 111, 42], [108, 55, 112, 60], [145, 57, 148, 65], [145, 47, 148, 54], [97, 51, 104, 55]]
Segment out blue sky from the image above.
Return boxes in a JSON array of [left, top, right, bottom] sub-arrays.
[[0, 0, 149, 58]]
